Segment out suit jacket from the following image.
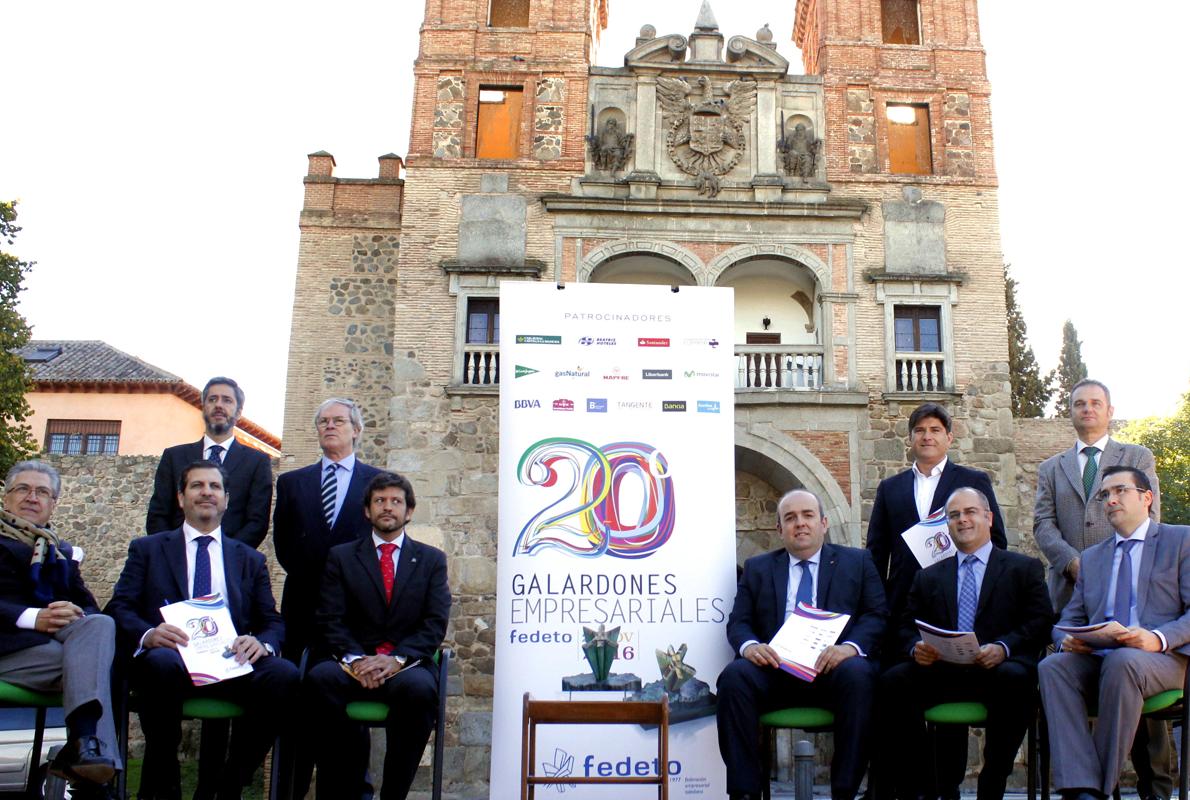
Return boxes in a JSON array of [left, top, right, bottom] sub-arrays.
[[866, 461, 1006, 619], [145, 438, 273, 549], [273, 458, 381, 645], [899, 546, 1053, 666], [1033, 438, 1160, 611], [105, 527, 285, 657], [315, 535, 450, 662], [0, 537, 98, 657], [1053, 522, 1190, 654], [726, 542, 888, 659]]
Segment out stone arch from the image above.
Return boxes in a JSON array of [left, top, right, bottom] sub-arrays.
[[580, 239, 706, 285], [706, 243, 830, 290], [735, 427, 857, 547]]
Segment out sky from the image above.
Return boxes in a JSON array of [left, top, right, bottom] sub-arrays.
[[3, 1, 1188, 439]]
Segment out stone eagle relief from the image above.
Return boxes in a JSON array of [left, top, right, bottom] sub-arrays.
[[657, 75, 756, 198]]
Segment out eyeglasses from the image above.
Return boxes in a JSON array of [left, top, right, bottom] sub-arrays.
[[316, 417, 351, 429], [1094, 486, 1149, 503], [6, 484, 55, 501]]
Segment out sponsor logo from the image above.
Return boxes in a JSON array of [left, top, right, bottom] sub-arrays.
[[554, 366, 591, 379], [602, 368, 629, 381], [682, 337, 720, 348], [617, 400, 653, 410], [683, 369, 721, 379], [552, 399, 575, 411], [516, 334, 562, 345], [661, 400, 687, 412], [642, 369, 672, 380], [637, 337, 670, 348], [513, 399, 541, 409], [578, 336, 617, 346], [697, 400, 721, 413], [586, 398, 608, 413], [515, 365, 539, 379]]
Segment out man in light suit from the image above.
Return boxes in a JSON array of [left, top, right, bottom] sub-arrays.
[[108, 461, 299, 800], [881, 487, 1053, 800], [1039, 466, 1189, 800], [717, 489, 888, 800], [146, 377, 273, 549], [1033, 378, 1167, 797], [307, 471, 450, 800]]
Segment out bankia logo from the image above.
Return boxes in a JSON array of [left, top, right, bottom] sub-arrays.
[[586, 398, 608, 413], [513, 399, 542, 409], [515, 365, 539, 379], [683, 369, 721, 379], [554, 366, 591, 379], [697, 400, 721, 413], [683, 337, 720, 348], [637, 337, 670, 348], [602, 367, 629, 382], [617, 400, 653, 411], [579, 336, 617, 346], [516, 334, 562, 345], [642, 369, 672, 380], [661, 400, 687, 412], [552, 399, 575, 411]]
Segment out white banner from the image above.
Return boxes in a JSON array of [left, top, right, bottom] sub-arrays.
[[490, 281, 737, 799]]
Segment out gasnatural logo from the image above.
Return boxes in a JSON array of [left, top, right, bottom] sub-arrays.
[[661, 400, 687, 412], [684, 369, 721, 379], [697, 400, 721, 413], [515, 365, 539, 379], [552, 399, 575, 411], [637, 337, 670, 348], [516, 334, 562, 345], [554, 367, 591, 379], [513, 399, 541, 409], [683, 337, 720, 348], [579, 336, 617, 346], [642, 369, 672, 380], [586, 398, 608, 413]]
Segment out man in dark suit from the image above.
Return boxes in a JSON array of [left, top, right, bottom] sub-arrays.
[[1040, 466, 1190, 800], [145, 377, 273, 549], [108, 461, 299, 800], [717, 488, 887, 800], [880, 487, 1053, 800], [0, 461, 119, 799], [306, 471, 450, 800]]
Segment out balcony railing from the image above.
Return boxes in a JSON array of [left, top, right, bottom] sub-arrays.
[[735, 345, 824, 389], [461, 344, 500, 385], [895, 351, 947, 392]]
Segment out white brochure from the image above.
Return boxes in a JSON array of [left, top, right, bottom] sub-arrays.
[[901, 508, 957, 569], [159, 594, 253, 685], [915, 619, 981, 664]]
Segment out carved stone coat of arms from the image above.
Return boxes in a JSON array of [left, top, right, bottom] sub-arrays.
[[657, 75, 756, 197]]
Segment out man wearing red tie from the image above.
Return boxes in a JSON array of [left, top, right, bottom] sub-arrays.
[[306, 472, 450, 800]]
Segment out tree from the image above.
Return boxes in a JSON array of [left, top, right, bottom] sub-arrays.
[[1048, 319, 1088, 417], [1119, 387, 1190, 525], [0, 201, 37, 477], [1004, 264, 1051, 417]]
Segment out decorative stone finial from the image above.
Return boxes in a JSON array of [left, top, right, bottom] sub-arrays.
[[694, 0, 719, 32], [757, 23, 773, 43], [639, 23, 656, 40]]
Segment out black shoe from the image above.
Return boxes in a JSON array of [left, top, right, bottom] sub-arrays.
[[48, 735, 116, 785]]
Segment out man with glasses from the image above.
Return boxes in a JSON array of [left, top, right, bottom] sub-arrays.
[[0, 461, 119, 799], [1039, 466, 1189, 800], [1033, 379, 1168, 797]]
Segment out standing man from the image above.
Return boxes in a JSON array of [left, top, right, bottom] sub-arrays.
[[0, 461, 119, 799], [146, 377, 273, 549], [307, 472, 450, 800], [274, 398, 380, 661], [881, 487, 1053, 800], [1039, 466, 1188, 800], [717, 489, 887, 800], [1033, 378, 1167, 798], [108, 461, 299, 800]]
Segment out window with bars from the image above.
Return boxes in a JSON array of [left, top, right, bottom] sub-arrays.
[[44, 420, 121, 455]]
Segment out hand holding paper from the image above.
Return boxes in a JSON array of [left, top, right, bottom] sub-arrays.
[[768, 603, 852, 681], [901, 509, 956, 569], [159, 595, 253, 685]]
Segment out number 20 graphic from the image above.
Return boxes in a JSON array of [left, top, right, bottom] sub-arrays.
[[513, 437, 676, 559]]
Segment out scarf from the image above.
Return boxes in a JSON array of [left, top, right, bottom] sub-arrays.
[[0, 506, 70, 604]]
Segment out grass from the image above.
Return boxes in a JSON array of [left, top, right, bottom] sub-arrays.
[[121, 758, 265, 800]]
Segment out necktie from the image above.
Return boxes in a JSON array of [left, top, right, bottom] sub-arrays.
[[321, 464, 337, 527], [193, 536, 213, 598], [795, 560, 813, 609], [207, 444, 223, 464], [379, 543, 398, 602], [1082, 445, 1100, 499], [1112, 539, 1139, 626], [957, 554, 978, 632]]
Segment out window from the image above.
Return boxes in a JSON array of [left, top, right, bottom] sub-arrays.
[[476, 87, 523, 160], [881, 0, 921, 45], [894, 306, 941, 352], [460, 296, 500, 385], [45, 420, 121, 455], [489, 0, 530, 27], [887, 103, 932, 175], [466, 297, 500, 344]]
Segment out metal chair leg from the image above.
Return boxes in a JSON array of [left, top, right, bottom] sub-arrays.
[[25, 705, 46, 800]]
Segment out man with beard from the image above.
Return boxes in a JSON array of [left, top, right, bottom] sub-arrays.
[[146, 377, 273, 549], [306, 472, 450, 800]]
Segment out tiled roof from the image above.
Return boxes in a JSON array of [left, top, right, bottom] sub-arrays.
[[19, 340, 182, 384]]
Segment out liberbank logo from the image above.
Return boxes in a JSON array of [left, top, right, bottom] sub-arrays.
[[515, 365, 539, 379], [661, 400, 687, 412], [697, 400, 721, 413], [637, 337, 670, 348], [642, 369, 672, 380], [516, 334, 562, 345]]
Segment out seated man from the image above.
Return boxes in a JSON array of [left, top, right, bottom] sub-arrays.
[[107, 461, 299, 800], [1039, 466, 1190, 800], [0, 460, 119, 799], [717, 489, 887, 800], [880, 487, 1053, 800], [307, 472, 450, 800]]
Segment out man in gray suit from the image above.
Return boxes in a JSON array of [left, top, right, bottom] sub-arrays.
[[1033, 379, 1168, 796], [1039, 466, 1188, 800]]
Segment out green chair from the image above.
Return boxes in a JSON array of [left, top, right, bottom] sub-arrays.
[[758, 706, 835, 800], [0, 680, 65, 800], [923, 700, 1041, 800]]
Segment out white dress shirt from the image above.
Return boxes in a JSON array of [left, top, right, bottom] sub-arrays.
[[1104, 519, 1160, 643], [913, 456, 948, 520], [203, 434, 236, 462], [1076, 434, 1110, 476], [183, 523, 226, 601], [322, 452, 357, 527]]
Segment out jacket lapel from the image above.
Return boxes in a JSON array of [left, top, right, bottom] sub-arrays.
[[306, 463, 332, 534], [1136, 523, 1160, 622], [221, 439, 243, 477], [332, 463, 367, 535], [976, 547, 1003, 617], [930, 462, 958, 516], [1060, 445, 1087, 503], [772, 550, 790, 619], [389, 537, 421, 610], [816, 544, 838, 609], [1089, 541, 1114, 622], [355, 538, 388, 608], [940, 556, 960, 627], [221, 538, 243, 621], [164, 529, 189, 601]]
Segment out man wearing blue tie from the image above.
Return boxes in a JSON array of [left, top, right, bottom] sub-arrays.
[[1039, 466, 1190, 800]]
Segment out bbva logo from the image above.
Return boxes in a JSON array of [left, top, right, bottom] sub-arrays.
[[514, 400, 542, 409]]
